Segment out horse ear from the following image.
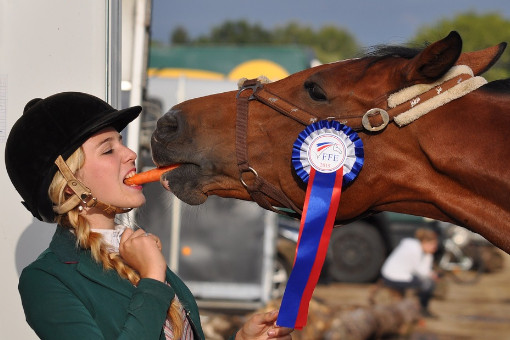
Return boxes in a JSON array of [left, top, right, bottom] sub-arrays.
[[456, 42, 507, 75], [404, 31, 462, 83]]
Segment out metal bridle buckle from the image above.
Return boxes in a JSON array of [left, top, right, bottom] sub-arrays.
[[362, 108, 390, 132], [236, 81, 263, 100], [80, 193, 98, 208], [239, 167, 259, 188]]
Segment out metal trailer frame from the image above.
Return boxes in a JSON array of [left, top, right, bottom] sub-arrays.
[[139, 76, 278, 310]]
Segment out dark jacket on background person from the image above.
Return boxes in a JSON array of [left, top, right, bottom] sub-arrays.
[[18, 225, 206, 340]]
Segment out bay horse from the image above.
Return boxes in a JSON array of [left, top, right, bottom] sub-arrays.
[[151, 31, 510, 254]]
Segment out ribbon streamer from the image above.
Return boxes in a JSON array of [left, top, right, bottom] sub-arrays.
[[277, 168, 342, 328], [277, 120, 363, 329]]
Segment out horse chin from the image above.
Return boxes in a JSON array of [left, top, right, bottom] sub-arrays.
[[160, 164, 208, 205]]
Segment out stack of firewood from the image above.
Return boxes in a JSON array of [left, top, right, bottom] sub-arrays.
[[322, 298, 420, 340], [201, 291, 421, 340]]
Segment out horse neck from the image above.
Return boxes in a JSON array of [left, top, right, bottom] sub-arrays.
[[406, 85, 510, 133], [390, 85, 510, 230]]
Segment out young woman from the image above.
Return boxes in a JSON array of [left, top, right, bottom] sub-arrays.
[[380, 228, 439, 317], [5, 92, 293, 340]]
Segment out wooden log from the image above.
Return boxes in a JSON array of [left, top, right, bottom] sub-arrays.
[[200, 295, 421, 340], [323, 298, 421, 340], [480, 246, 505, 273]]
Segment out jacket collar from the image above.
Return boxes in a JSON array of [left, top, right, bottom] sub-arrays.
[[50, 225, 134, 297], [50, 225, 81, 263]]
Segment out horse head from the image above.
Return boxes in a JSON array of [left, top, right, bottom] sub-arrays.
[[151, 31, 509, 239]]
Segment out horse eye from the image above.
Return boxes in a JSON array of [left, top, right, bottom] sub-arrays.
[[305, 82, 327, 101]]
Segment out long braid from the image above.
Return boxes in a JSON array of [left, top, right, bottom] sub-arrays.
[[49, 148, 183, 338]]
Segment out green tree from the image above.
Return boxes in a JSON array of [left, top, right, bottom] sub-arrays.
[[170, 26, 190, 45], [410, 12, 510, 81], [175, 20, 360, 64], [272, 22, 359, 62], [198, 20, 272, 44], [273, 21, 315, 46], [314, 25, 359, 62]]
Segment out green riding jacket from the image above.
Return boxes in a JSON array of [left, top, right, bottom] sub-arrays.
[[18, 225, 207, 340]]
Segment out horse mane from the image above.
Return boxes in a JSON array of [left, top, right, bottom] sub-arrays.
[[360, 44, 423, 71], [362, 44, 423, 60], [362, 44, 510, 93], [482, 79, 510, 93]]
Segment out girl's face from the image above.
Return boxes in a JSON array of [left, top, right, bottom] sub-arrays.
[[76, 127, 146, 211], [422, 239, 438, 254]]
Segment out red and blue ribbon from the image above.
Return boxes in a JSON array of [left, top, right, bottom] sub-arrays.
[[277, 120, 363, 329]]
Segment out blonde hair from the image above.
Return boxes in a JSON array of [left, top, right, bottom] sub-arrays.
[[48, 147, 183, 337]]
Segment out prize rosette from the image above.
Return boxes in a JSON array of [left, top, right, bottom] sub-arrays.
[[292, 120, 364, 185], [277, 120, 364, 330]]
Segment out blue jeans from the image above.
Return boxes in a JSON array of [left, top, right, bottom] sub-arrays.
[[382, 275, 435, 309]]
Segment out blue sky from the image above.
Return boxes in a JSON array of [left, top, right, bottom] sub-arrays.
[[150, 0, 510, 47]]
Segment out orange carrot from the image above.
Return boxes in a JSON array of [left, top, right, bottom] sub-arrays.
[[124, 165, 179, 185]]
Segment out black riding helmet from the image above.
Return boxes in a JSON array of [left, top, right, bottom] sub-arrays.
[[5, 92, 142, 222]]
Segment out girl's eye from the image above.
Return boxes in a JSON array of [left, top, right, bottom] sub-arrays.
[[305, 82, 327, 101]]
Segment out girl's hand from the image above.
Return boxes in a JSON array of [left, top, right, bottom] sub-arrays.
[[119, 228, 166, 282], [236, 310, 293, 340]]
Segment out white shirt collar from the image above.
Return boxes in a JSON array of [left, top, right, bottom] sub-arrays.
[[91, 225, 129, 253]]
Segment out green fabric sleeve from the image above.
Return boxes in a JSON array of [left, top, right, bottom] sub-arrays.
[[122, 278, 175, 339], [19, 268, 173, 340]]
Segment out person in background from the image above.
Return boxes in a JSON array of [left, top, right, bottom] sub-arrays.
[[5, 92, 293, 340], [380, 228, 439, 318]]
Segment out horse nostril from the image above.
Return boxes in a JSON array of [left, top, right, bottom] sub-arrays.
[[154, 109, 179, 140]]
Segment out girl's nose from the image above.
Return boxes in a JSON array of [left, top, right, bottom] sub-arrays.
[[123, 145, 137, 163]]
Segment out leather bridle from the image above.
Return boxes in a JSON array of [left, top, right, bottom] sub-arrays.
[[235, 68, 482, 217], [235, 79, 318, 218], [234, 78, 381, 217]]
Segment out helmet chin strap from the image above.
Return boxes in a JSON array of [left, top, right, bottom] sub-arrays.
[[53, 155, 132, 216]]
